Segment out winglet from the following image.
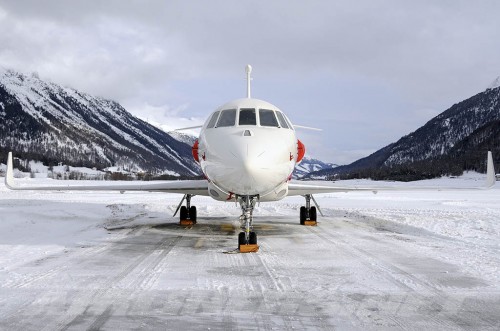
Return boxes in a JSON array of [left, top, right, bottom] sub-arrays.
[[5, 152, 17, 189], [486, 151, 496, 188]]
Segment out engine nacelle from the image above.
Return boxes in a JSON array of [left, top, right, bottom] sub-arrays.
[[297, 139, 305, 163], [192, 139, 199, 162]]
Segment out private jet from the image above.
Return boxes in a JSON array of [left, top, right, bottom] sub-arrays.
[[4, 65, 496, 252]]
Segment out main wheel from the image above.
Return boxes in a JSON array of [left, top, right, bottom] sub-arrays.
[[180, 206, 188, 220], [249, 232, 257, 245], [238, 232, 246, 247], [310, 206, 317, 221], [189, 206, 197, 223], [300, 206, 307, 225]]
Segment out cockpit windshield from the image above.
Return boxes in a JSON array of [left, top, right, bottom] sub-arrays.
[[216, 109, 236, 127], [259, 109, 279, 127], [239, 108, 256, 125], [211, 108, 290, 129]]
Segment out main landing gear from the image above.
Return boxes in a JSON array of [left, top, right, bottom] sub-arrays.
[[174, 194, 197, 226], [300, 194, 322, 226], [237, 195, 259, 253]]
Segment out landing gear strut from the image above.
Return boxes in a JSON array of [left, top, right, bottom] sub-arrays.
[[300, 194, 321, 226], [174, 194, 197, 226], [237, 195, 259, 252]]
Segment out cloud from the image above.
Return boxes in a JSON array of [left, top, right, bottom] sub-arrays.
[[1, 1, 500, 163]]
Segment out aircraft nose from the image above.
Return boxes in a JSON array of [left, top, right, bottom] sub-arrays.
[[204, 131, 294, 196], [229, 142, 289, 195]]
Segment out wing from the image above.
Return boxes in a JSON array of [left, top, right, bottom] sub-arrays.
[[287, 151, 496, 196], [287, 181, 378, 196], [5, 152, 209, 196]]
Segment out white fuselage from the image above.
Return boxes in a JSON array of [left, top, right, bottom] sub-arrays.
[[197, 98, 299, 202]]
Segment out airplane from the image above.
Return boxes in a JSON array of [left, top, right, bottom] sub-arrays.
[[4, 65, 497, 252]]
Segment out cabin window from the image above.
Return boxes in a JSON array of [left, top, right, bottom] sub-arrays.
[[207, 111, 220, 128], [239, 108, 256, 125], [259, 109, 279, 127], [216, 109, 236, 127], [276, 112, 289, 129]]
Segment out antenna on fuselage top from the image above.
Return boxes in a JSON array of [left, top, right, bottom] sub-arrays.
[[245, 64, 252, 98]]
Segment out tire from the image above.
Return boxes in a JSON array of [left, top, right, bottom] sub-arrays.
[[189, 206, 197, 223], [180, 206, 188, 220], [310, 206, 317, 221], [300, 206, 306, 225], [249, 232, 257, 245], [238, 232, 246, 248]]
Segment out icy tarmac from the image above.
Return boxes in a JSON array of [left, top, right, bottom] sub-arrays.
[[0, 175, 499, 330]]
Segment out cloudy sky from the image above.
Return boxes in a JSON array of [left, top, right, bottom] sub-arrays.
[[1, 1, 500, 164]]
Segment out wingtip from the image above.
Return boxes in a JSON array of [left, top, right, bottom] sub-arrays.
[[5, 152, 16, 189], [486, 151, 496, 188]]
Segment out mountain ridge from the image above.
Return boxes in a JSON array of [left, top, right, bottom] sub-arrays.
[[306, 84, 500, 180], [0, 68, 200, 177]]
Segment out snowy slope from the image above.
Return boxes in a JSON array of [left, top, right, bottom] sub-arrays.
[[292, 156, 337, 179], [311, 83, 500, 179], [383, 84, 500, 166], [168, 131, 198, 146], [487, 76, 500, 90], [0, 174, 499, 329], [0, 68, 200, 176]]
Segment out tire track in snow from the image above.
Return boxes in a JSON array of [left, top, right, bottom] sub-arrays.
[[7, 221, 147, 287], [307, 218, 491, 330], [0, 226, 144, 326], [119, 234, 180, 290], [50, 228, 180, 331]]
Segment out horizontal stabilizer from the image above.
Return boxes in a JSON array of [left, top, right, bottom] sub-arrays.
[[293, 125, 322, 131], [174, 125, 203, 131]]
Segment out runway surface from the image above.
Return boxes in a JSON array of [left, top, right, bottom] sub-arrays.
[[1, 179, 499, 330]]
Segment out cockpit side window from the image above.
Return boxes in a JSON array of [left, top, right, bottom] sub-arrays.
[[206, 111, 220, 128], [259, 109, 279, 127], [284, 114, 294, 130], [239, 108, 256, 125], [276, 112, 289, 129], [216, 109, 236, 127]]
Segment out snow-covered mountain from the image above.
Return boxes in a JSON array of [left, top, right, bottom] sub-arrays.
[[487, 76, 500, 90], [293, 157, 337, 179], [308, 80, 500, 180], [0, 68, 200, 177], [382, 84, 500, 167], [168, 131, 198, 146]]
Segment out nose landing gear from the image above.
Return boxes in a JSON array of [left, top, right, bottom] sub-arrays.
[[237, 195, 259, 253]]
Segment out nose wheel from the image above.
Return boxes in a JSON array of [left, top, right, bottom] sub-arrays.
[[238, 231, 257, 246], [238, 195, 259, 253]]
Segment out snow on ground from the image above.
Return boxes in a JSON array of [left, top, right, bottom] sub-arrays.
[[0, 174, 499, 329]]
